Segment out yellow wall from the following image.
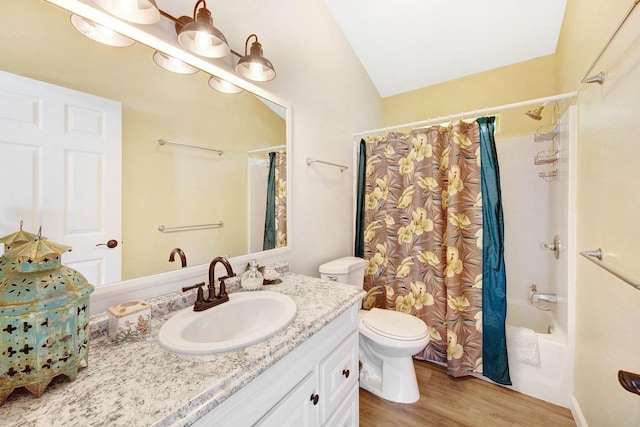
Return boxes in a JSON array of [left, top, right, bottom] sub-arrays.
[[382, 55, 557, 139], [1, 0, 285, 280], [556, 0, 640, 424]]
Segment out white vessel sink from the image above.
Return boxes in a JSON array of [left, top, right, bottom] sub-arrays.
[[158, 291, 297, 355]]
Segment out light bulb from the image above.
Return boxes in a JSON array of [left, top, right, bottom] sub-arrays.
[[169, 56, 184, 68], [119, 0, 136, 15], [250, 62, 263, 79], [194, 32, 209, 53], [97, 25, 116, 39]]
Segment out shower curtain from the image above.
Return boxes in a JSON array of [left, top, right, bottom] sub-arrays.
[[358, 119, 510, 384], [263, 150, 287, 250]]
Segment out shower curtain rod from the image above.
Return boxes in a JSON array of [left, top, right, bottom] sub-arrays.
[[247, 145, 286, 154], [353, 91, 578, 139]]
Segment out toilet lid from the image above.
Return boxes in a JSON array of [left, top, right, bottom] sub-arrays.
[[362, 308, 428, 341]]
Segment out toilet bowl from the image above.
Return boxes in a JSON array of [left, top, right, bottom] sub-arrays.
[[319, 257, 429, 404]]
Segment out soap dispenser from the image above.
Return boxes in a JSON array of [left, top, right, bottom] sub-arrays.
[[242, 259, 263, 291]]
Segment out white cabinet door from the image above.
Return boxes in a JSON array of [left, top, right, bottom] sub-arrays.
[[319, 332, 359, 422], [257, 371, 319, 427], [324, 385, 359, 427], [0, 71, 122, 285]]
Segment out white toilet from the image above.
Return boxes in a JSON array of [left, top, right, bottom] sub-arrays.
[[319, 256, 429, 404]]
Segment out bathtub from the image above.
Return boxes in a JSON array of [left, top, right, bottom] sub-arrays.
[[504, 299, 571, 407]]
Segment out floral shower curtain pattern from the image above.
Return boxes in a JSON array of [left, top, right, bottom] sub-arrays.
[[263, 150, 287, 250], [274, 150, 287, 248], [362, 121, 484, 378]]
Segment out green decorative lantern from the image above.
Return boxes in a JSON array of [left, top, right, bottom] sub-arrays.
[[0, 227, 94, 405], [0, 221, 42, 281]]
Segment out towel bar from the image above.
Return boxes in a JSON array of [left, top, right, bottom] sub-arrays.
[[306, 157, 348, 172], [158, 221, 224, 232], [580, 249, 640, 291]]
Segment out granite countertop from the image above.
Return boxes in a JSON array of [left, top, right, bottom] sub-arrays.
[[0, 273, 365, 427]]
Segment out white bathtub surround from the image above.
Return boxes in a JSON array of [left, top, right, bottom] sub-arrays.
[[497, 106, 577, 408], [0, 273, 365, 426], [505, 325, 540, 365]]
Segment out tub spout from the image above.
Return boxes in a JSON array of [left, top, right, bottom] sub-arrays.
[[530, 292, 557, 303]]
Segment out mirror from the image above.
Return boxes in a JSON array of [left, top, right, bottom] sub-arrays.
[[0, 0, 288, 285]]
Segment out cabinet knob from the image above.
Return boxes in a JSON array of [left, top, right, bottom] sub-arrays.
[[309, 393, 319, 405], [342, 369, 350, 378]]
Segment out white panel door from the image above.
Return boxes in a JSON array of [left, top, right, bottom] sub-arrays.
[[0, 70, 122, 285]]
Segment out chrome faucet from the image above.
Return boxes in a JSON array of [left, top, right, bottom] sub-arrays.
[[169, 247, 187, 268], [181, 256, 236, 312], [528, 283, 558, 304], [531, 292, 558, 303]]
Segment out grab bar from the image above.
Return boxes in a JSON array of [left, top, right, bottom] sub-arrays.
[[580, 248, 640, 291], [158, 221, 224, 232]]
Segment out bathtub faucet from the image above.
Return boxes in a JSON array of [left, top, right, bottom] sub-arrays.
[[530, 292, 558, 303]]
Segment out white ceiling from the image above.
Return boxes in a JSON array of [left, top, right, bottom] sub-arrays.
[[157, 0, 567, 98], [322, 0, 568, 97]]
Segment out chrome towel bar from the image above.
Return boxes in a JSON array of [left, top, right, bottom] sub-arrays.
[[158, 139, 223, 156], [158, 221, 224, 232], [306, 157, 348, 172], [580, 248, 640, 291], [581, 0, 640, 85]]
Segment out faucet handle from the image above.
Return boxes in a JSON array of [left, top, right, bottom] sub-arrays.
[[217, 276, 232, 298], [182, 282, 206, 303]]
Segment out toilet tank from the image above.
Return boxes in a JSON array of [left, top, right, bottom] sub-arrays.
[[319, 257, 365, 287]]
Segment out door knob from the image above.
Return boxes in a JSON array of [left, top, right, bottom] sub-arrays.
[[96, 239, 118, 248]]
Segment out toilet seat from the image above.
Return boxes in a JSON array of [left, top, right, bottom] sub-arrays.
[[361, 308, 428, 341]]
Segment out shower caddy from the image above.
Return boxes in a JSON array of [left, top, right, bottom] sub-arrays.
[[533, 103, 561, 182]]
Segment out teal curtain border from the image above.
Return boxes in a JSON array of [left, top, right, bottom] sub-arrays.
[[478, 117, 511, 385], [263, 152, 276, 250], [355, 139, 366, 257]]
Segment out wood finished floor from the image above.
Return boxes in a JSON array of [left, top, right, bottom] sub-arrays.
[[359, 360, 576, 427]]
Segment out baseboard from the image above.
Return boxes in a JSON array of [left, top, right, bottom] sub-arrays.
[[570, 395, 588, 427]]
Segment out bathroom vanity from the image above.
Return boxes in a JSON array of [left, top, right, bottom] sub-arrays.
[[0, 273, 364, 426]]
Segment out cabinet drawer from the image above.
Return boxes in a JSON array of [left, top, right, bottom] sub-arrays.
[[319, 331, 359, 421]]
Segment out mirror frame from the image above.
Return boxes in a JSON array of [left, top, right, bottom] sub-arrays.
[[43, 0, 292, 314]]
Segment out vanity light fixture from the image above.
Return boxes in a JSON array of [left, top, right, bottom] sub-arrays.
[[90, 0, 161, 25], [67, 2, 278, 88], [208, 75, 243, 94], [152, 51, 199, 75], [235, 34, 276, 82], [177, 0, 229, 58], [70, 14, 135, 47]]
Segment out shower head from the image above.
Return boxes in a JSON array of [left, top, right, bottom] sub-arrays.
[[525, 105, 545, 121]]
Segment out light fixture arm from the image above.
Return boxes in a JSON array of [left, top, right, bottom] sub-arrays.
[[193, 0, 207, 19], [244, 33, 259, 55]]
